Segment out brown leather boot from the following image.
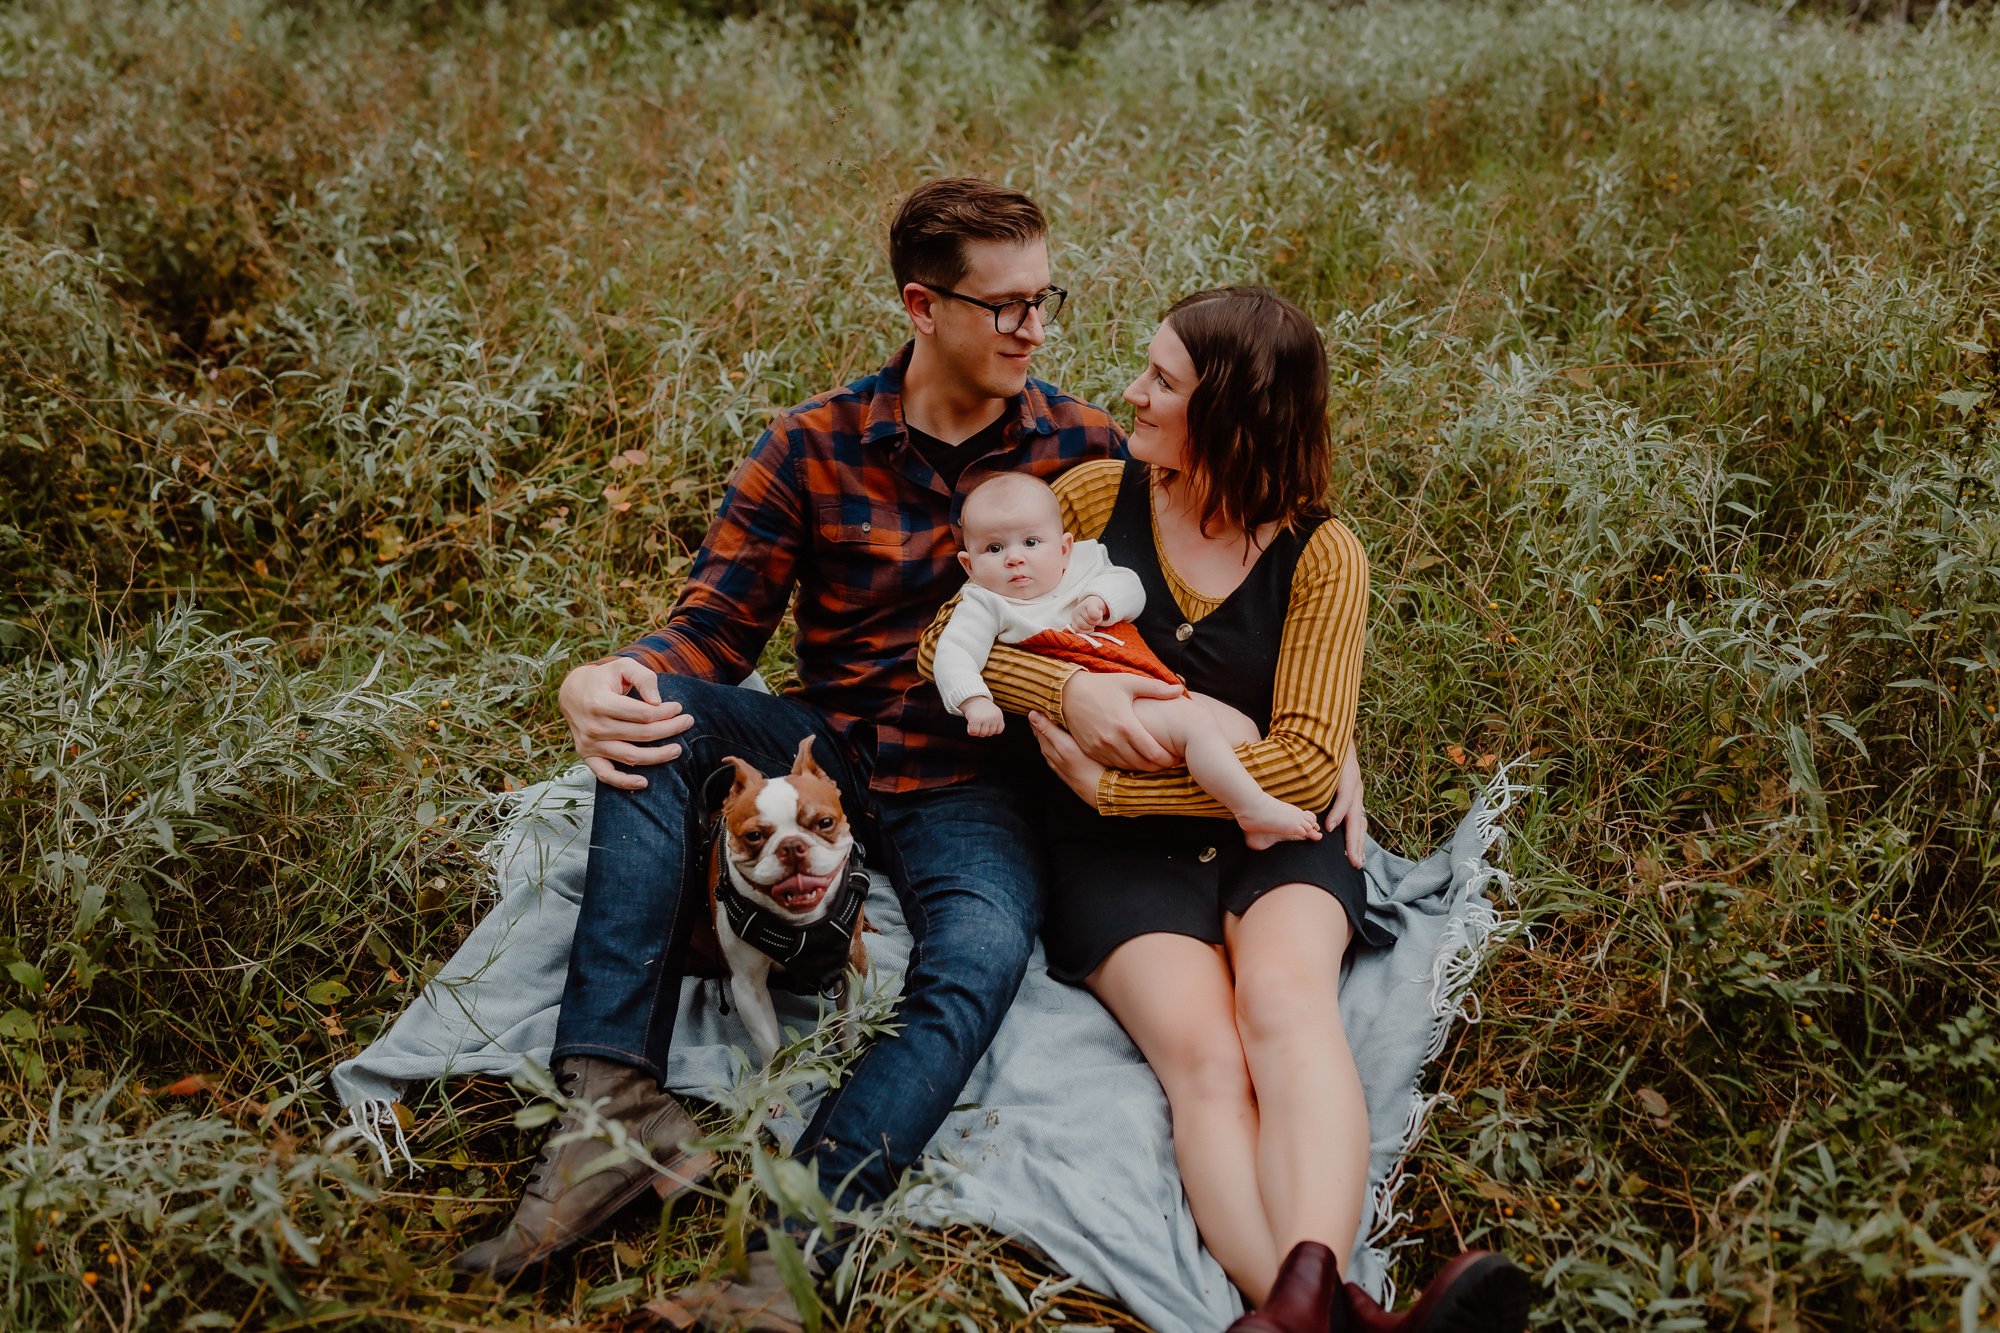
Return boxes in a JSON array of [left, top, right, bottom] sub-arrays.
[[1343, 1251, 1531, 1333], [1225, 1241, 1341, 1332], [447, 1056, 715, 1282], [649, 1248, 809, 1333]]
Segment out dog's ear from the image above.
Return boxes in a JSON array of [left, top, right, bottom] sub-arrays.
[[723, 755, 762, 800], [791, 735, 828, 782]]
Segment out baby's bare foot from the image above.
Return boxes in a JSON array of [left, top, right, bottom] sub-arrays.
[[1239, 799, 1323, 850]]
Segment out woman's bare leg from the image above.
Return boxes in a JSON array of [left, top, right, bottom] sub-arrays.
[[1088, 934, 1283, 1301], [1131, 695, 1320, 848], [1225, 886, 1368, 1268]]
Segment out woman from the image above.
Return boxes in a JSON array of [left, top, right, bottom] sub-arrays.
[[960, 288, 1529, 1333]]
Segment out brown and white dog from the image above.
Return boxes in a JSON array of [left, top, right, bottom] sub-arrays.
[[707, 737, 870, 1065]]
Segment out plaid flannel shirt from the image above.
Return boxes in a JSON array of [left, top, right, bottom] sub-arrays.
[[618, 341, 1125, 793]]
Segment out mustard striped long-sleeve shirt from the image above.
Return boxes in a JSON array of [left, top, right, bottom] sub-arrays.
[[916, 459, 1368, 819]]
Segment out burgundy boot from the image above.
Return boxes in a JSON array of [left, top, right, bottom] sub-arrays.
[[1225, 1241, 1341, 1333], [1343, 1251, 1531, 1333]]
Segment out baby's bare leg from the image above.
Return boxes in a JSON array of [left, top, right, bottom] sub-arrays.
[[1130, 694, 1321, 849], [1185, 692, 1263, 748]]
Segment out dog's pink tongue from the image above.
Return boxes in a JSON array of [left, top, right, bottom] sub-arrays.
[[773, 872, 832, 908]]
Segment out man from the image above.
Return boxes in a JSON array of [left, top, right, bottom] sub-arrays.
[[449, 177, 1190, 1323]]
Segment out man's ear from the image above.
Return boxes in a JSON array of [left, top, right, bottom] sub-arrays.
[[902, 282, 939, 336]]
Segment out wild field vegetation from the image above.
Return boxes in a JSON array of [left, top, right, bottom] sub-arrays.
[[2, 0, 1998, 1328]]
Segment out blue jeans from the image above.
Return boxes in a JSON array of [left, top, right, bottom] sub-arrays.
[[552, 675, 1044, 1210]]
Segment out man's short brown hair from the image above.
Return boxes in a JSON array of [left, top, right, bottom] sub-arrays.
[[889, 177, 1047, 292]]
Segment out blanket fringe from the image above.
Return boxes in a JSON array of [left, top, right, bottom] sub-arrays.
[[474, 770, 581, 907], [324, 776, 570, 1170], [345, 1098, 418, 1175], [1358, 758, 1535, 1308]]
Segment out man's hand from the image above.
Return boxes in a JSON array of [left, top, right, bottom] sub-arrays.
[[1067, 595, 1111, 632], [1323, 746, 1368, 868], [558, 658, 696, 792], [1028, 713, 1105, 811], [961, 696, 1006, 738], [1059, 671, 1186, 771]]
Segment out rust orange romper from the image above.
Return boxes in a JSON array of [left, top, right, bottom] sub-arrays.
[[1013, 622, 1182, 687]]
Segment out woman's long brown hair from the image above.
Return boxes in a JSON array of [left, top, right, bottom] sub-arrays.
[[1161, 286, 1332, 540]]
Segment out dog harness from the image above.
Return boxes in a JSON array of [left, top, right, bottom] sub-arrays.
[[713, 848, 871, 994]]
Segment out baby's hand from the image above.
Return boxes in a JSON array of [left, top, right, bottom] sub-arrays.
[[961, 697, 1006, 737], [1068, 596, 1111, 632]]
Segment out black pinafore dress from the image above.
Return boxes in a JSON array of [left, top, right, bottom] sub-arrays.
[[1040, 460, 1390, 985]]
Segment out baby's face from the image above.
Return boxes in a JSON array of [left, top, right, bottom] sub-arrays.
[[958, 490, 1072, 600]]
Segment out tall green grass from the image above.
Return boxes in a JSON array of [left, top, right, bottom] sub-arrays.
[[3, 0, 1997, 1327]]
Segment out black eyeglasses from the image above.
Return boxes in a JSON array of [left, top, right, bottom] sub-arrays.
[[922, 284, 1067, 335]]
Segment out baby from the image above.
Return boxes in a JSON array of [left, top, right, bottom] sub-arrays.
[[933, 472, 1321, 849]]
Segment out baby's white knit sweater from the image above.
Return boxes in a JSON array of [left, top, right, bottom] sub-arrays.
[[932, 539, 1147, 716]]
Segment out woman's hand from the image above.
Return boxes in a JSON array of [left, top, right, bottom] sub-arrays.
[[1028, 712, 1106, 811], [1324, 746, 1368, 868], [557, 658, 695, 791], [1059, 671, 1185, 771]]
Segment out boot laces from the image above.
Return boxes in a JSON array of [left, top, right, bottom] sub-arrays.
[[524, 1065, 586, 1190]]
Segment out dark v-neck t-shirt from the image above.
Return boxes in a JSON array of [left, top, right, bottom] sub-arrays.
[[907, 412, 1009, 491]]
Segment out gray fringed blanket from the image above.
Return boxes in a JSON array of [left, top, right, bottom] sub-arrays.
[[329, 761, 1524, 1333]]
